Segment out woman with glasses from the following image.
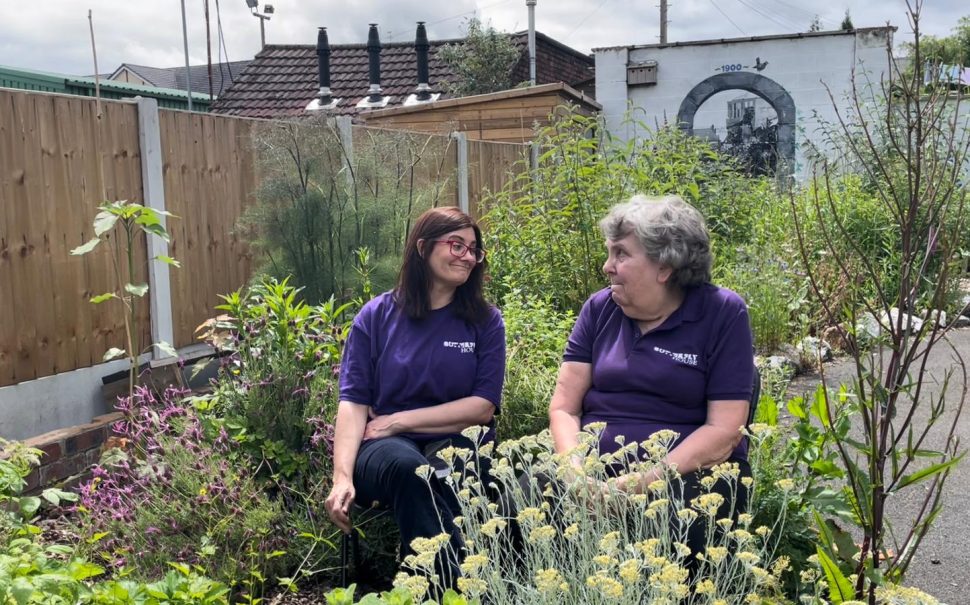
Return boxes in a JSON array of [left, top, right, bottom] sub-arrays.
[[325, 206, 504, 588]]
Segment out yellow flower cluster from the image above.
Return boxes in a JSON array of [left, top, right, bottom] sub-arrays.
[[874, 583, 941, 605], [459, 553, 489, 577], [598, 530, 621, 554], [585, 573, 625, 599], [479, 517, 506, 538], [563, 523, 579, 540], [456, 577, 487, 597], [516, 506, 546, 526], [692, 492, 725, 516], [393, 572, 429, 601], [528, 524, 556, 544], [535, 568, 569, 595], [618, 558, 641, 584], [403, 533, 450, 571]]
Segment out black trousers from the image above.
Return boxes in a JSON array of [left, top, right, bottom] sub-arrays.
[[353, 434, 485, 588]]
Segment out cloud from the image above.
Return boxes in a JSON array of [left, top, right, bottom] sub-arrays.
[[0, 0, 962, 76]]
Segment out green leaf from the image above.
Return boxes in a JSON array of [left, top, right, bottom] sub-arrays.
[[93, 210, 120, 236], [167, 561, 192, 576], [125, 283, 149, 297], [156, 254, 182, 268], [11, 577, 33, 605], [786, 395, 808, 419], [70, 237, 101, 255], [816, 546, 855, 603], [810, 386, 832, 428], [895, 455, 964, 490], [324, 584, 356, 605], [69, 561, 106, 581], [154, 341, 178, 358], [103, 347, 127, 361], [90, 292, 118, 304], [20, 496, 41, 517]]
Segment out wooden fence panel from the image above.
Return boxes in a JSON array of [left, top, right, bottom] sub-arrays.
[[0, 91, 529, 387], [0, 90, 147, 387], [159, 110, 258, 348], [467, 140, 530, 218]]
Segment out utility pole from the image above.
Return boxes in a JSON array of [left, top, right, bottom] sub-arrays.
[[527, 0, 537, 85], [660, 0, 668, 44], [180, 0, 192, 110]]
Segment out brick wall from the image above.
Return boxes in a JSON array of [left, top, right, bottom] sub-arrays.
[[22, 412, 122, 493]]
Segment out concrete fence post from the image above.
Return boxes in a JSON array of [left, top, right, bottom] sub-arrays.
[[134, 97, 175, 360], [334, 116, 355, 191], [453, 131, 469, 214]]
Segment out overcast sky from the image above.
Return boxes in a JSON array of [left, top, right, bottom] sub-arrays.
[[0, 1, 963, 77]]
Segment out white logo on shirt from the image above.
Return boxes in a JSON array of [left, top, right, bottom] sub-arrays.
[[653, 346, 698, 366], [444, 340, 476, 354]]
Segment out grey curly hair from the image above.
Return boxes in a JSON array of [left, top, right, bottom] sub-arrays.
[[599, 195, 712, 288]]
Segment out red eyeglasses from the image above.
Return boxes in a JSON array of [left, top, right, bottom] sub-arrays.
[[431, 239, 486, 263]]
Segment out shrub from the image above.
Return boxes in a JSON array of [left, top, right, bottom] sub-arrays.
[[74, 387, 291, 595], [243, 118, 454, 304], [197, 277, 353, 482], [497, 290, 574, 441], [393, 426, 794, 604], [483, 114, 777, 316]]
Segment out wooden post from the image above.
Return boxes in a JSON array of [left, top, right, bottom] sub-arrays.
[[453, 131, 469, 214], [135, 97, 175, 359]]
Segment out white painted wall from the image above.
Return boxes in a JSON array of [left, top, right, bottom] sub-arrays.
[[594, 28, 894, 175]]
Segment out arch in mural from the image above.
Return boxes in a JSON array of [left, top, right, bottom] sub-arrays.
[[676, 72, 796, 172]]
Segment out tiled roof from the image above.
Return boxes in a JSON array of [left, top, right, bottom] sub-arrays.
[[210, 31, 593, 119], [112, 61, 252, 97]]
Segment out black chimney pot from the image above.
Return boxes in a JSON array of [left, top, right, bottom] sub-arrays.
[[366, 23, 383, 102], [316, 27, 332, 104], [415, 22, 431, 101]]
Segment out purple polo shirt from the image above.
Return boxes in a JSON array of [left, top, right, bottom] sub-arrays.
[[564, 284, 754, 460], [339, 291, 505, 443]]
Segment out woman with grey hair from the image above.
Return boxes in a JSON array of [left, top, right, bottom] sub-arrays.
[[548, 194, 755, 558]]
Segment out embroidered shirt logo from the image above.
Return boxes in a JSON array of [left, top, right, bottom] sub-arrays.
[[443, 340, 476, 354], [653, 346, 698, 366]]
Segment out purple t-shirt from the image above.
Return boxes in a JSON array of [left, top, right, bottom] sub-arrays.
[[564, 284, 754, 460], [339, 291, 505, 443]]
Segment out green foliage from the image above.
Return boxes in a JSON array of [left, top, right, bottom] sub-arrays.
[[243, 118, 452, 304], [840, 10, 853, 31], [74, 392, 292, 592], [903, 15, 970, 67], [322, 583, 475, 605], [497, 290, 575, 441], [70, 200, 178, 397], [484, 114, 773, 315], [2, 439, 230, 605], [437, 18, 521, 97], [790, 7, 970, 598], [200, 277, 354, 481]]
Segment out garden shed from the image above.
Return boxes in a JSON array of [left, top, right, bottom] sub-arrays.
[[358, 82, 601, 143]]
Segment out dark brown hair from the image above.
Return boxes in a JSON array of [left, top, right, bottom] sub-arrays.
[[395, 206, 490, 323]]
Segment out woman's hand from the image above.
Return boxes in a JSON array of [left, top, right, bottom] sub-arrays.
[[612, 466, 665, 495], [325, 478, 356, 533], [362, 413, 402, 440]]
